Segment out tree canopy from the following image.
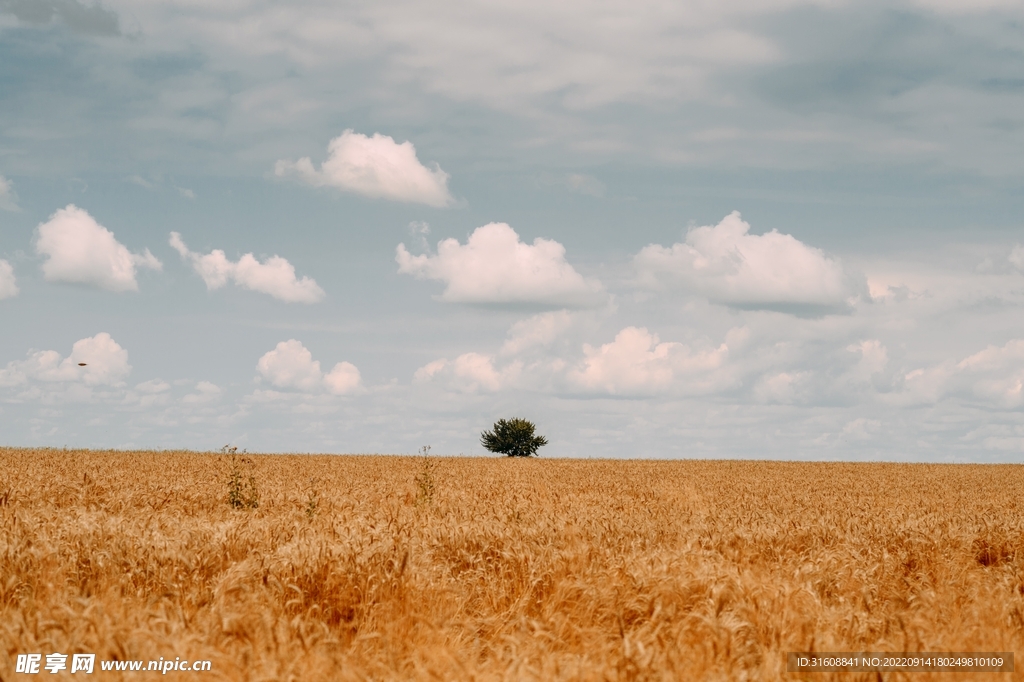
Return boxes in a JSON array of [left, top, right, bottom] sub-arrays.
[[480, 418, 548, 457]]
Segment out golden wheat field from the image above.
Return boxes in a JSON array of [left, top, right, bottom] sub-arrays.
[[1, 448, 1023, 681]]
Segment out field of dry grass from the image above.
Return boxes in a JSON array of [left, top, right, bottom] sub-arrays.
[[1, 448, 1022, 681]]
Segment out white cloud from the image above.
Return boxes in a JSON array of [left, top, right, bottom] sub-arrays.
[[753, 370, 812, 404], [169, 232, 325, 303], [256, 340, 362, 395], [635, 211, 863, 311], [257, 340, 324, 391], [954, 340, 1024, 408], [414, 352, 523, 393], [135, 379, 170, 394], [396, 222, 606, 308], [183, 380, 222, 404], [0, 260, 17, 299], [0, 333, 131, 388], [744, 338, 892, 406], [845, 339, 888, 382], [129, 378, 172, 408], [501, 310, 575, 355], [898, 339, 1024, 407], [899, 362, 956, 405], [1010, 245, 1024, 270], [323, 362, 362, 395], [275, 129, 454, 207], [36, 205, 161, 292], [569, 326, 734, 396], [415, 316, 747, 397], [0, 176, 19, 211], [840, 418, 881, 441]]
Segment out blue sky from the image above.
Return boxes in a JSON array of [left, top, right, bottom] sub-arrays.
[[1, 0, 1023, 458]]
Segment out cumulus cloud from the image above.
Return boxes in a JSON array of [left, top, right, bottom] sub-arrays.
[[839, 418, 882, 441], [169, 232, 325, 303], [256, 340, 361, 395], [951, 340, 1024, 407], [845, 340, 889, 383], [0, 176, 19, 211], [183, 380, 222, 404], [323, 362, 362, 395], [0, 260, 17, 299], [396, 222, 605, 308], [275, 129, 454, 207], [135, 379, 170, 394], [753, 370, 813, 404], [1010, 245, 1024, 270], [501, 310, 575, 355], [415, 317, 746, 397], [414, 311, 577, 393], [0, 333, 131, 388], [36, 205, 161, 292], [569, 326, 736, 396], [129, 378, 171, 408], [750, 338, 895, 405], [635, 211, 864, 312], [414, 353, 523, 393], [898, 339, 1024, 407]]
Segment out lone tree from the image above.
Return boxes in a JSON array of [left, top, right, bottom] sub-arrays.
[[480, 418, 548, 457]]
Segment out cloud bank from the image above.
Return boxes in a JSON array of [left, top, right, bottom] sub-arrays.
[[169, 233, 325, 304], [256, 340, 361, 395], [414, 317, 746, 397], [275, 129, 454, 207], [397, 222, 605, 308], [635, 211, 863, 312], [0, 333, 131, 388], [36, 205, 161, 292]]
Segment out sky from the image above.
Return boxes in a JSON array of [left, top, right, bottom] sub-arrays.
[[1, 0, 1023, 459]]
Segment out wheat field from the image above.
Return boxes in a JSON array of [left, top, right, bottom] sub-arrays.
[[1, 448, 1022, 681]]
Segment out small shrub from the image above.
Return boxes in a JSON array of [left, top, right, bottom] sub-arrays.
[[414, 446, 436, 505], [480, 418, 548, 457], [305, 477, 320, 519], [227, 455, 259, 510]]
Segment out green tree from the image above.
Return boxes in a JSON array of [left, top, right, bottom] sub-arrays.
[[480, 418, 548, 457]]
